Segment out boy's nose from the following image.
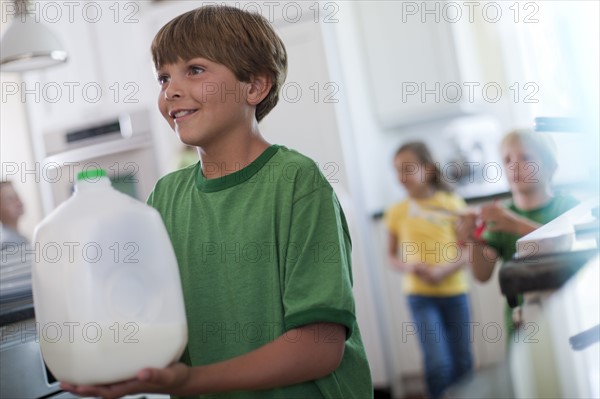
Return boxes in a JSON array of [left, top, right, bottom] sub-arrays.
[[164, 81, 183, 100]]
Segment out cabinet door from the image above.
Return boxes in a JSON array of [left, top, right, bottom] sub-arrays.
[[356, 2, 464, 127], [19, 2, 150, 139], [260, 19, 348, 191]]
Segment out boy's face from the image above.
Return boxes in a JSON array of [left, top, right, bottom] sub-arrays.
[[501, 139, 550, 192], [156, 57, 256, 147]]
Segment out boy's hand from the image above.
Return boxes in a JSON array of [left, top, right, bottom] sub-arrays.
[[480, 203, 518, 233], [60, 362, 191, 399], [455, 210, 478, 243], [480, 202, 542, 237]]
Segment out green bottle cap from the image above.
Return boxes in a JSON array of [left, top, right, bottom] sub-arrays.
[[77, 169, 107, 181]]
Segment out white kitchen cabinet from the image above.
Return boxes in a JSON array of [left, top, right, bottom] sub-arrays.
[[17, 1, 150, 155], [355, 1, 466, 128], [261, 17, 348, 191]]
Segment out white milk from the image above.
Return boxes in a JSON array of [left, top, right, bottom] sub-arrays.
[[32, 169, 188, 385], [40, 323, 187, 385]]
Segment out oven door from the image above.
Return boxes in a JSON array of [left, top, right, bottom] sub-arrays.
[[0, 318, 63, 399]]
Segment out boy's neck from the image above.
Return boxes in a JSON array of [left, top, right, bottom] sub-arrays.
[[199, 131, 270, 180], [512, 186, 553, 210]]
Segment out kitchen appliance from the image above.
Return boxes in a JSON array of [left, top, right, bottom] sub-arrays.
[[39, 108, 159, 214]]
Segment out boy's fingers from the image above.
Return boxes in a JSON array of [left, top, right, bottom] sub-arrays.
[[139, 368, 172, 385], [139, 364, 186, 387]]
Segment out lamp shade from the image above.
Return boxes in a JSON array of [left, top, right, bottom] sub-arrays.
[[0, 14, 68, 72]]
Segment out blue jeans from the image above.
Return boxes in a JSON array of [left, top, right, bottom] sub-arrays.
[[407, 294, 473, 399]]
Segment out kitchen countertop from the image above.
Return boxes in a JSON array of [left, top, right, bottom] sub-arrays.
[[0, 295, 34, 327]]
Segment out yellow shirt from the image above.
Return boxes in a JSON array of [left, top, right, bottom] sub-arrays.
[[384, 191, 468, 296]]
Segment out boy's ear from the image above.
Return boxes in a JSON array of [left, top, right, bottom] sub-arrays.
[[246, 74, 272, 105]]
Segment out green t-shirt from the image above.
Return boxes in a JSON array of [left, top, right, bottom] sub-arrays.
[[482, 195, 579, 261], [482, 195, 579, 338], [147, 145, 373, 399]]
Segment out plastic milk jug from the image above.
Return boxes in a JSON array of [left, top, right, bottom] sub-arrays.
[[32, 169, 188, 385]]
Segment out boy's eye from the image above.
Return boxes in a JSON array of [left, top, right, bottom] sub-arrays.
[[189, 66, 205, 75], [157, 75, 169, 85]]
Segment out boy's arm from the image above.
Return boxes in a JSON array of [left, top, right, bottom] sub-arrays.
[[467, 242, 499, 282], [187, 322, 345, 393], [61, 322, 345, 399], [456, 212, 499, 282]]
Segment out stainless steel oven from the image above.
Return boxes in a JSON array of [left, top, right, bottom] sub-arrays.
[[0, 302, 79, 399]]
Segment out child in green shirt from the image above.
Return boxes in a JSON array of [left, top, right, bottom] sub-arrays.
[[61, 5, 372, 399], [456, 129, 578, 336]]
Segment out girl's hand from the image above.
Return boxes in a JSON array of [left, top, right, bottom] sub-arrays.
[[60, 362, 192, 399], [388, 257, 424, 274], [414, 264, 446, 285]]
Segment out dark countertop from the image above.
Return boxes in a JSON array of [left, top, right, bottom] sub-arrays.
[[0, 295, 35, 327], [371, 181, 592, 220], [371, 190, 511, 220]]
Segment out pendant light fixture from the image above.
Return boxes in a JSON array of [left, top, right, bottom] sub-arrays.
[[0, 0, 68, 72]]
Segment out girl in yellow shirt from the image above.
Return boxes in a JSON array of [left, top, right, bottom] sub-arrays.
[[384, 142, 472, 399]]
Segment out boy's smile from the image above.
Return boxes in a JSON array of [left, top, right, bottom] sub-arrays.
[[169, 109, 198, 121], [156, 57, 255, 148]]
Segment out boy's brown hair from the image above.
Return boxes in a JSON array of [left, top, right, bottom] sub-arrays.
[[151, 5, 288, 122]]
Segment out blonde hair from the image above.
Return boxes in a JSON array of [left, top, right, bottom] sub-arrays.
[[502, 129, 558, 171], [151, 5, 288, 122]]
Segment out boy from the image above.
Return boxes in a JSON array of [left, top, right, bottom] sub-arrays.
[[456, 129, 578, 334], [61, 5, 373, 399]]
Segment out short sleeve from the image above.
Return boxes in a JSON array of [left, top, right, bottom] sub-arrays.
[[282, 187, 357, 339], [383, 204, 402, 234], [449, 193, 467, 211], [146, 190, 155, 207]]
